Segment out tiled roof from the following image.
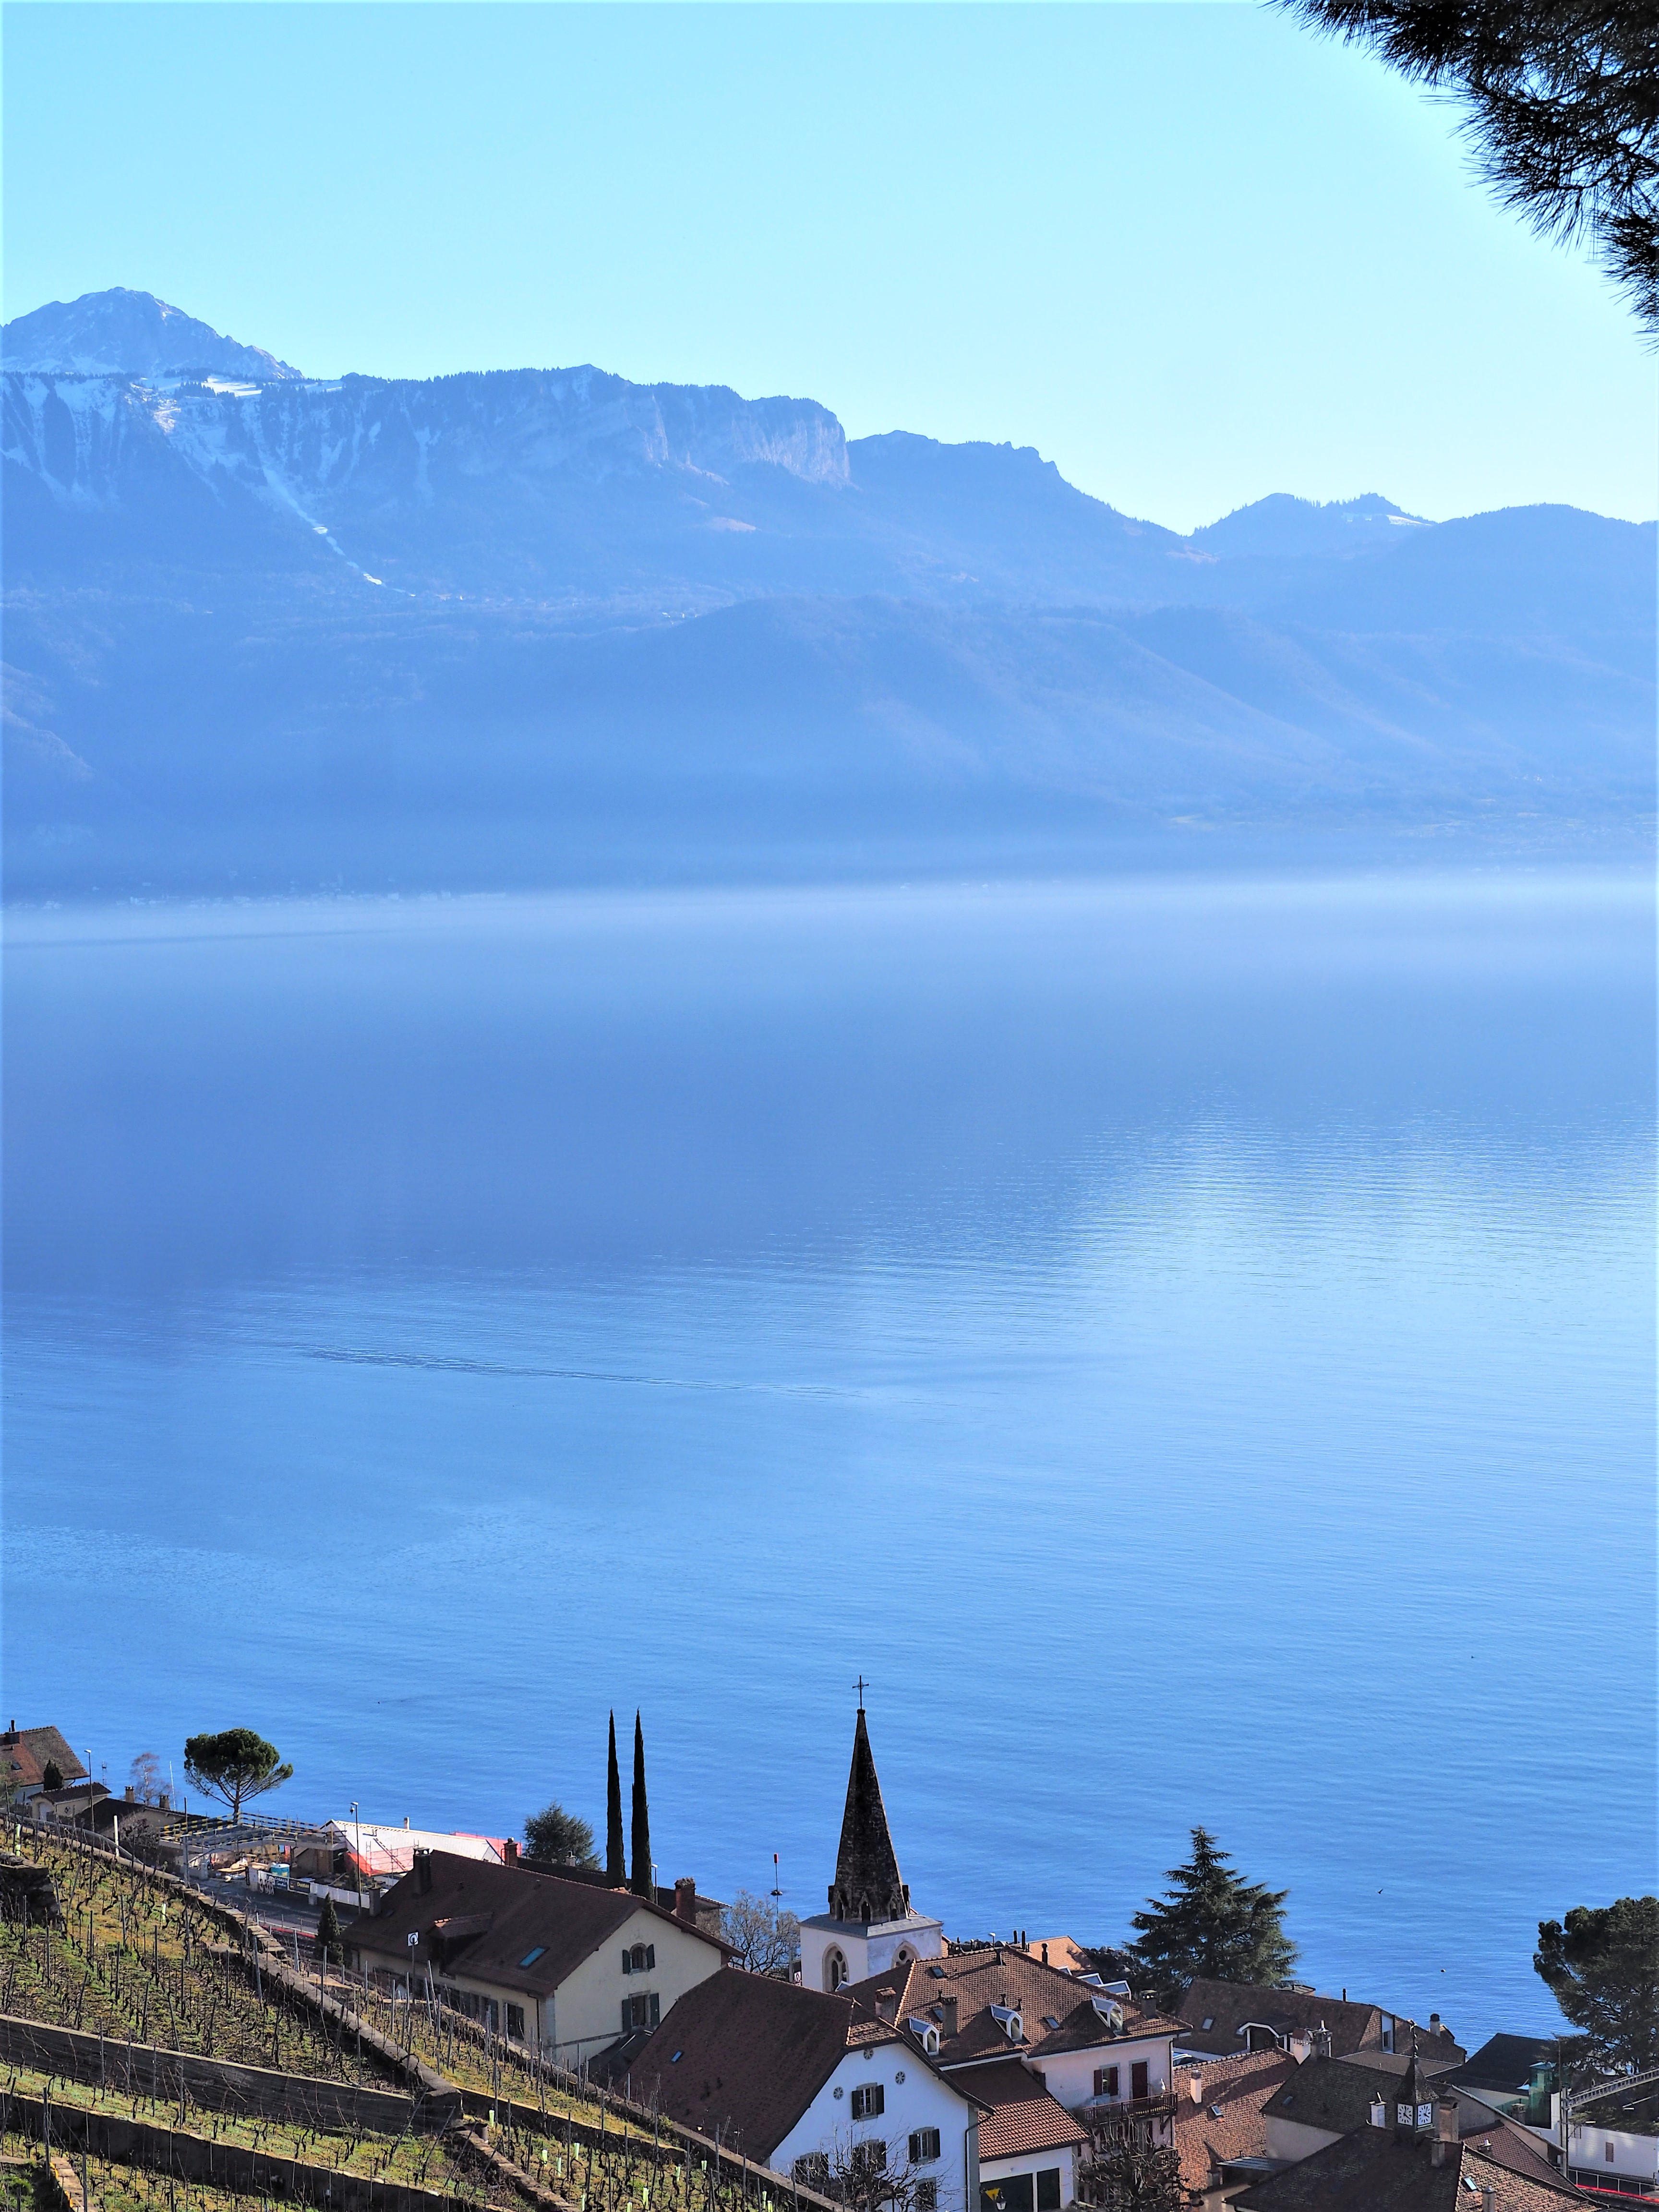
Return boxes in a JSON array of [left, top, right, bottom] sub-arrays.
[[625, 1973, 859, 2163], [624, 1971, 987, 2166], [844, 1950, 1176, 2070], [970, 2060, 1089, 2161], [350, 1851, 725, 1995], [1023, 1940, 1091, 1976], [0, 1726, 86, 1791], [1178, 1980, 1465, 2066], [1263, 2056, 1457, 2140], [1169, 2050, 1299, 2195], [1233, 2128, 1580, 2211]]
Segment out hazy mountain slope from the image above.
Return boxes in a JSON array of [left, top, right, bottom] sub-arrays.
[[2, 289, 1652, 893]]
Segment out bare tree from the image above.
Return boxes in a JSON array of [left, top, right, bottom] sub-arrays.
[[1276, 1, 1658, 328], [721, 1889, 802, 1977], [129, 1751, 163, 1805], [798, 2131, 934, 2212], [1078, 2136, 1185, 2212]]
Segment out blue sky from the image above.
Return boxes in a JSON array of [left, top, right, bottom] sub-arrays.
[[4, 1, 1653, 531]]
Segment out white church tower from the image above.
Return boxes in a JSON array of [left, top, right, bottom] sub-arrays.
[[797, 1699, 944, 1994]]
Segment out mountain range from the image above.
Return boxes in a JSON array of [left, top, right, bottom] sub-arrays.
[[3, 288, 1652, 894]]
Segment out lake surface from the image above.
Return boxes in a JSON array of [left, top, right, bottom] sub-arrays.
[[5, 870, 1653, 2045]]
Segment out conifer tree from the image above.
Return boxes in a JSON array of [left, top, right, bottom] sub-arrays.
[[630, 1710, 652, 1898], [1128, 1827, 1297, 2004], [606, 1712, 625, 1886]]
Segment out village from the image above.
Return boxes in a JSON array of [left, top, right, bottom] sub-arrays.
[[3, 1709, 1654, 2212]]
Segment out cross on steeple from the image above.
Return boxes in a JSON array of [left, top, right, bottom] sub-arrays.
[[855, 1675, 869, 1710]]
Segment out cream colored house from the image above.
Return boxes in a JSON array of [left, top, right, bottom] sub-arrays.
[[349, 1849, 728, 2067]]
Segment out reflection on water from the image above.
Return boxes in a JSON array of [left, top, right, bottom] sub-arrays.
[[5, 872, 1653, 2037]]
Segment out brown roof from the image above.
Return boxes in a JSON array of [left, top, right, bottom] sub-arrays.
[[844, 1950, 1178, 2070], [1233, 2128, 1580, 2212], [1178, 1980, 1465, 2066], [1262, 2056, 1464, 2141], [1169, 2051, 1299, 2196], [971, 2059, 1089, 2162], [624, 1970, 987, 2166], [1, 1726, 86, 1791], [1023, 1940, 1091, 1977], [349, 1851, 725, 1996]]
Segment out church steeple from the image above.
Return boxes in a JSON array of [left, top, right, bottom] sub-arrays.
[[828, 1706, 909, 1924]]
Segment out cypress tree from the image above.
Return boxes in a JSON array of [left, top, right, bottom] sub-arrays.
[[630, 1710, 652, 1898], [605, 1711, 625, 1886]]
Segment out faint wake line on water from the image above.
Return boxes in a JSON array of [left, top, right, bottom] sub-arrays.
[[279, 1343, 856, 1398]]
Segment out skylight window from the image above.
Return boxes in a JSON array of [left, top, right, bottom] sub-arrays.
[[519, 1946, 547, 1967], [1042, 2016, 1059, 2030]]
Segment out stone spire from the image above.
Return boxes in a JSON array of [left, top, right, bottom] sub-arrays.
[[828, 1706, 910, 1924]]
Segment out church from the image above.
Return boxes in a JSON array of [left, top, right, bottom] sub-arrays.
[[797, 1700, 945, 1994]]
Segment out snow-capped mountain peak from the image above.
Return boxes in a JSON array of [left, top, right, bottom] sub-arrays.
[[0, 287, 303, 381]]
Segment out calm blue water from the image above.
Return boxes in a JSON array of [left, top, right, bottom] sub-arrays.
[[5, 872, 1653, 2047]]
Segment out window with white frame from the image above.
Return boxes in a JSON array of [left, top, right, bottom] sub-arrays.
[[909, 2130, 941, 2165], [850, 2085, 885, 2122]]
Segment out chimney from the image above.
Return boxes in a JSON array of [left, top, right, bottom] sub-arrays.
[[415, 1849, 433, 1895], [1430, 2013, 1441, 2036], [1312, 2022, 1333, 2060], [938, 1996, 959, 2037], [1431, 2096, 1459, 2167], [403, 1815, 410, 1828], [124, 1786, 135, 1802], [1480, 2191, 1495, 2212], [1187, 2072, 1204, 2104], [675, 1877, 698, 1924], [876, 1987, 898, 2023], [159, 1792, 170, 1812], [504, 1839, 519, 1863]]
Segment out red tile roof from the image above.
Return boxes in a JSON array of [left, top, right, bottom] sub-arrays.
[[0, 1726, 85, 1791], [970, 2060, 1090, 2162], [1170, 2050, 1300, 2195], [844, 1950, 1177, 2070]]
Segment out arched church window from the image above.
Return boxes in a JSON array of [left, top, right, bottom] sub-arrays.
[[826, 1948, 848, 1992]]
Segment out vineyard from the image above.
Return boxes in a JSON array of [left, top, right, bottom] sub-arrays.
[[0, 1845, 385, 2086], [0, 1836, 812, 2212]]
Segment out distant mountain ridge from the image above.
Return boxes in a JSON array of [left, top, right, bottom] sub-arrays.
[[1, 289, 1651, 894]]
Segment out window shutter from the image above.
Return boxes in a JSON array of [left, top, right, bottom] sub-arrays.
[[650, 1993, 661, 2027], [646, 1945, 655, 1970], [623, 2000, 633, 2032], [622, 1949, 632, 1973]]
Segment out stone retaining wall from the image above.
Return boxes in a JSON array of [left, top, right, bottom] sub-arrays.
[[4, 2089, 479, 2212], [0, 2015, 418, 2135]]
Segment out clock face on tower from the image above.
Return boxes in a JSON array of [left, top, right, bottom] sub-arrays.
[[1397, 2104, 1413, 2126], [1417, 2104, 1433, 2128]]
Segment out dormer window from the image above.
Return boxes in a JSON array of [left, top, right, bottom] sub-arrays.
[[622, 1942, 656, 1974]]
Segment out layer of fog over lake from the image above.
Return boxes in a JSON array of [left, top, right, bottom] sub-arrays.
[[5, 868, 1653, 2039]]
